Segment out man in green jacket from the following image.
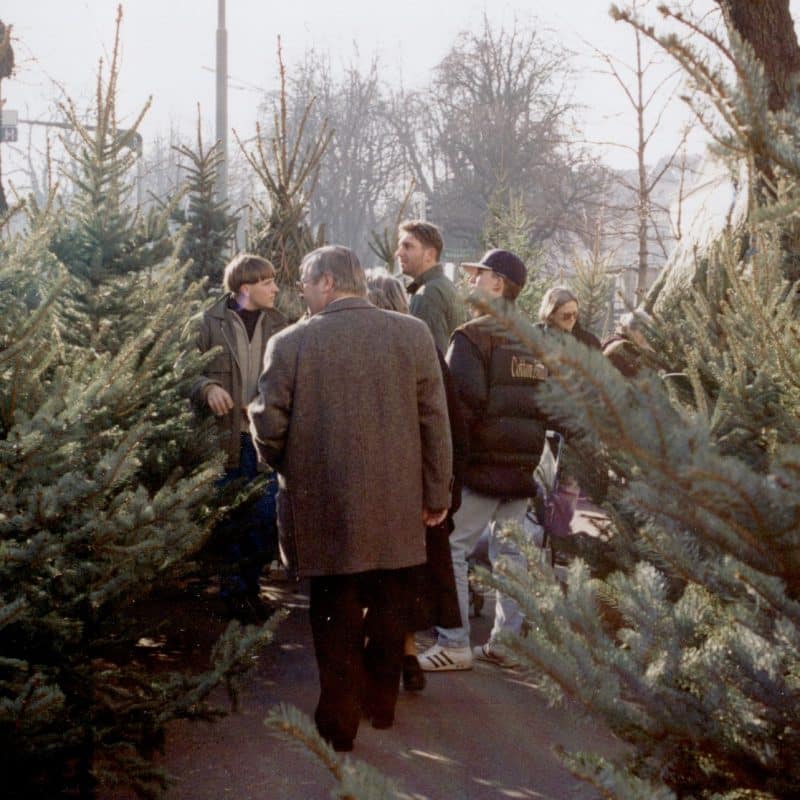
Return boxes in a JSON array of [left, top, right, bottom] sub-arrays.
[[395, 219, 463, 353]]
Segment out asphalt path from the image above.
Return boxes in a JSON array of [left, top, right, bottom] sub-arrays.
[[152, 564, 618, 800]]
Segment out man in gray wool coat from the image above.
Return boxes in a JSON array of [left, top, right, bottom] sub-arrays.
[[248, 245, 453, 752]]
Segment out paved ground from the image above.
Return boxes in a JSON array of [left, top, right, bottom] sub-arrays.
[[148, 549, 618, 800], [102, 502, 618, 799]]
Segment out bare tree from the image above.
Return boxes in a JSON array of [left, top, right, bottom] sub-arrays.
[[391, 15, 603, 258], [611, 1, 800, 308], [239, 40, 331, 319], [367, 179, 415, 269], [594, 0, 694, 302], [0, 19, 15, 215], [266, 49, 405, 263]]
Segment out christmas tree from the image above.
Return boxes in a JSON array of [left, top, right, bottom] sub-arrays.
[[481, 188, 547, 323], [571, 245, 613, 339], [0, 11, 279, 798], [473, 7, 800, 798], [267, 6, 800, 799], [240, 39, 330, 320], [173, 111, 239, 292]]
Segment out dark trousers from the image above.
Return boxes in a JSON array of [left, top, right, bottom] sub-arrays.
[[216, 434, 278, 598], [309, 569, 409, 747]]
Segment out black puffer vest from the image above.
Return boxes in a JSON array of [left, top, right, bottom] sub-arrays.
[[457, 317, 549, 498]]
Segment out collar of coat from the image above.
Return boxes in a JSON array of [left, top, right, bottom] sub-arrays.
[[407, 263, 444, 295], [317, 295, 372, 315], [206, 292, 286, 326]]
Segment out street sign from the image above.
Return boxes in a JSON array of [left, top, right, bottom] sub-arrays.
[[0, 109, 17, 143]]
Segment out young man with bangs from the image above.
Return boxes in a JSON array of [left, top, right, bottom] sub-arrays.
[[191, 253, 286, 622]]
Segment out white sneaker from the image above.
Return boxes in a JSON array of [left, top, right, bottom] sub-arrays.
[[418, 643, 473, 671]]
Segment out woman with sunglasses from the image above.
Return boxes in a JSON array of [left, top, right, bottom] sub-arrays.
[[537, 286, 601, 349]]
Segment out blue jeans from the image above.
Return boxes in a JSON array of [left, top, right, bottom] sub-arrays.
[[436, 488, 529, 649], [216, 433, 278, 598]]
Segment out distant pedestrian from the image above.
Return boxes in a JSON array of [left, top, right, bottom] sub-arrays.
[[537, 285, 602, 508], [249, 246, 452, 752], [190, 253, 286, 623], [395, 219, 463, 353]]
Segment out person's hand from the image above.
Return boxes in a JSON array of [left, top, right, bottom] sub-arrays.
[[206, 385, 234, 416], [422, 507, 448, 526]]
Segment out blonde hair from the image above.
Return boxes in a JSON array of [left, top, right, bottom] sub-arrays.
[[365, 269, 409, 313]]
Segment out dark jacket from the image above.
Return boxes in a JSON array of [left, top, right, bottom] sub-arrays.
[[572, 321, 602, 350], [447, 303, 550, 498], [190, 294, 286, 468], [407, 264, 464, 354], [438, 350, 468, 514], [602, 333, 645, 378]]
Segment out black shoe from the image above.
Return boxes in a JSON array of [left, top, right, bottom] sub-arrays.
[[318, 727, 354, 753], [361, 700, 395, 729], [328, 737, 354, 752], [370, 713, 393, 730], [402, 655, 426, 691], [224, 595, 276, 624]]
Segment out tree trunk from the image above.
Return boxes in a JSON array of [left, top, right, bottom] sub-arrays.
[[715, 0, 800, 112], [649, 2, 800, 313], [635, 27, 650, 303], [0, 22, 12, 216], [0, 79, 6, 216]]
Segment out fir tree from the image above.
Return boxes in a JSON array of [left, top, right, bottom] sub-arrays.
[[0, 11, 280, 798], [47, 44, 173, 353], [477, 229, 800, 797], [240, 38, 331, 320], [173, 110, 238, 291], [481, 187, 547, 322], [469, 7, 800, 798], [265, 7, 800, 798], [265, 704, 402, 800], [571, 246, 613, 338]]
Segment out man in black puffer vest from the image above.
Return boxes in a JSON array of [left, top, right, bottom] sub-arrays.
[[419, 249, 551, 671]]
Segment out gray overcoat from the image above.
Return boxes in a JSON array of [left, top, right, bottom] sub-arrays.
[[248, 296, 453, 578]]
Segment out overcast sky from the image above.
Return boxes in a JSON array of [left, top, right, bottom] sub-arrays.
[[2, 1, 799, 174]]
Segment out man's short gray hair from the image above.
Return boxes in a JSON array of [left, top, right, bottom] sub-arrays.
[[302, 245, 367, 297]]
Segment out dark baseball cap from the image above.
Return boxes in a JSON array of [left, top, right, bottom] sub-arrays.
[[461, 249, 526, 288]]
